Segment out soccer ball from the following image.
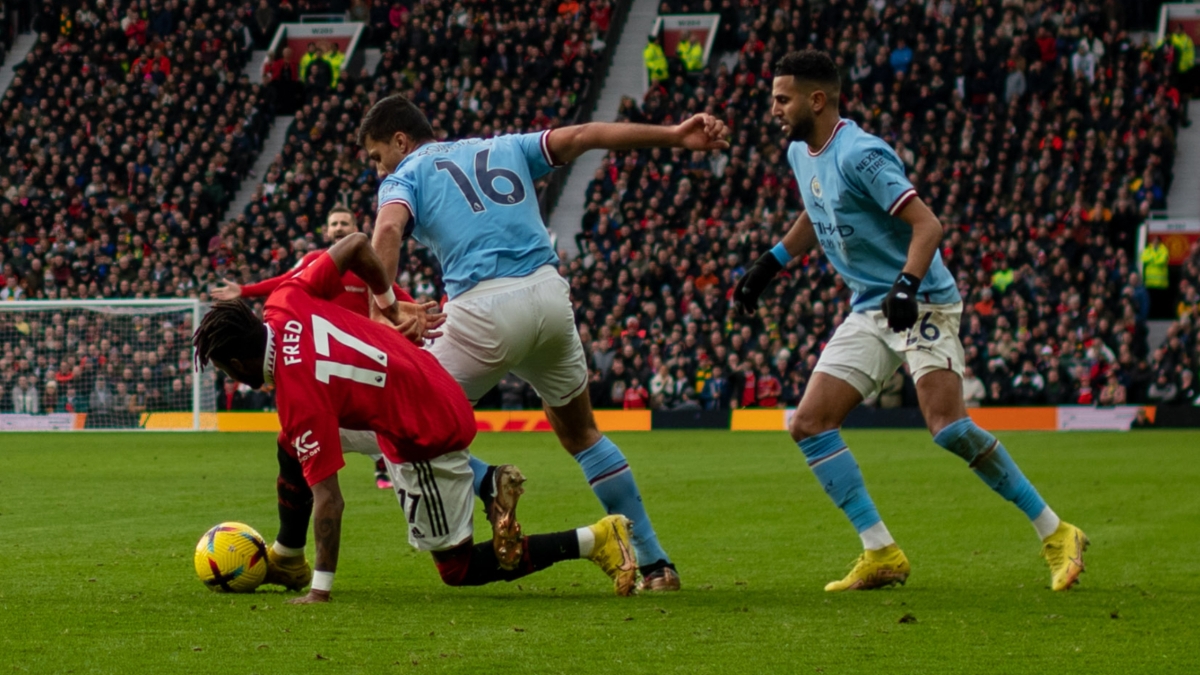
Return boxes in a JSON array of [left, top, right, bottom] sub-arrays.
[[194, 522, 268, 593]]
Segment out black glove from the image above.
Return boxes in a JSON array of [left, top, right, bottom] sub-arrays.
[[881, 272, 921, 332], [733, 250, 784, 315]]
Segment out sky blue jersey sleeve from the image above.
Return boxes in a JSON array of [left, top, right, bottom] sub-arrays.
[[844, 138, 918, 218], [377, 170, 419, 228], [505, 131, 561, 180]]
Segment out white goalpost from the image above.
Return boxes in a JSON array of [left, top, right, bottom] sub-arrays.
[[0, 299, 216, 431]]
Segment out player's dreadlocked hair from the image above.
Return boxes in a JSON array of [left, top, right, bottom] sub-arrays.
[[193, 300, 265, 370]]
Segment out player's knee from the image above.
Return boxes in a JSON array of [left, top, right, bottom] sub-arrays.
[[925, 411, 969, 438], [432, 545, 472, 586], [790, 408, 837, 442]]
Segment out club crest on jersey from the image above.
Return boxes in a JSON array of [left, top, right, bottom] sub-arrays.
[[810, 176, 823, 198], [293, 430, 320, 462]]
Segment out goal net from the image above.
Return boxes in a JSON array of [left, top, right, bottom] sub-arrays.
[[0, 299, 216, 430]]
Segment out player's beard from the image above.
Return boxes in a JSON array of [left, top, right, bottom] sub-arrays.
[[787, 110, 815, 142]]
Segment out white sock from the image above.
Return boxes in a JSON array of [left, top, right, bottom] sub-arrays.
[[859, 521, 895, 551], [1032, 506, 1061, 540], [576, 527, 596, 558], [272, 541, 304, 557]]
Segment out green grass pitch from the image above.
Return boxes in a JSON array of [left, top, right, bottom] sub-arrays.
[[1, 430, 1197, 674]]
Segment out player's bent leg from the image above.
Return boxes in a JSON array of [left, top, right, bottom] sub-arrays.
[[794, 373, 909, 591], [545, 390, 677, 590], [918, 369, 1087, 590], [372, 455, 392, 490], [429, 517, 637, 596], [267, 437, 314, 590], [337, 429, 392, 490]]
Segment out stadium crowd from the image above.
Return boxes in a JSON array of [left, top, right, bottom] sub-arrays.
[[0, 0, 269, 414], [0, 0, 1198, 416]]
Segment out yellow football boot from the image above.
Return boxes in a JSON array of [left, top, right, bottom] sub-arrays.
[[587, 515, 638, 596], [264, 546, 313, 591], [824, 544, 911, 592], [1041, 521, 1088, 591]]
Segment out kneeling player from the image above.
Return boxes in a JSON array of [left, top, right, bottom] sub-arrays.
[[193, 233, 638, 601]]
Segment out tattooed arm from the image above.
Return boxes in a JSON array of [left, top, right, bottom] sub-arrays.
[[287, 472, 344, 604]]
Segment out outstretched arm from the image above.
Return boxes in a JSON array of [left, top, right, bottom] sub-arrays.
[[213, 252, 323, 300], [545, 114, 729, 165]]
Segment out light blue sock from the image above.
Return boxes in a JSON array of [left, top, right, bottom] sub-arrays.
[[798, 430, 882, 533], [933, 418, 1047, 519], [468, 454, 490, 497], [575, 436, 670, 568]]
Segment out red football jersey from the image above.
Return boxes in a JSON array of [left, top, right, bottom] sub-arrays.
[[264, 253, 476, 486], [242, 249, 413, 316]]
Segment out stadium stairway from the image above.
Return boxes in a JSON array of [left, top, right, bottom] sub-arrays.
[[1166, 104, 1200, 218], [227, 116, 293, 218], [246, 49, 270, 84], [0, 32, 38, 94], [224, 50, 296, 217], [232, 47, 378, 215], [547, 0, 662, 258]]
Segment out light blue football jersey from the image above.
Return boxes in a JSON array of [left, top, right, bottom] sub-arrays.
[[377, 131, 560, 299], [787, 119, 959, 311]]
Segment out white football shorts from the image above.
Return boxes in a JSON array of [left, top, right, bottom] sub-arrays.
[[814, 302, 965, 398], [338, 428, 381, 456], [428, 264, 589, 407], [383, 449, 475, 552]]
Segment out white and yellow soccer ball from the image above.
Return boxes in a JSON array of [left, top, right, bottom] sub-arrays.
[[194, 522, 269, 593]]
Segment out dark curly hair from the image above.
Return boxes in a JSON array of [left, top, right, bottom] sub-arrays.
[[774, 49, 840, 91], [193, 300, 264, 371]]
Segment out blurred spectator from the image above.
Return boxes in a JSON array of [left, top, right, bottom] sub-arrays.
[[1098, 373, 1127, 406], [677, 31, 702, 73], [11, 375, 37, 413], [623, 377, 650, 409], [497, 373, 528, 411], [962, 366, 986, 407], [645, 33, 667, 84], [1141, 235, 1171, 317], [61, 384, 87, 413], [1160, 22, 1195, 125], [876, 370, 904, 409], [1147, 372, 1179, 404], [699, 364, 729, 410], [1130, 407, 1154, 428], [41, 380, 59, 413]]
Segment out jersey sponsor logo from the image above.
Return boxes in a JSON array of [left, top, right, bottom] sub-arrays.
[[282, 320, 303, 366], [812, 220, 855, 238], [344, 285, 366, 293], [855, 148, 890, 182], [293, 430, 321, 462], [810, 175, 822, 198]]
